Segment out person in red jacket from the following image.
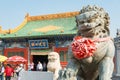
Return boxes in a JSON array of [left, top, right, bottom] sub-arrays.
[[4, 64, 14, 80]]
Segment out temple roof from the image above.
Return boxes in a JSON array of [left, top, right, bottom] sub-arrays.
[[0, 11, 80, 38]]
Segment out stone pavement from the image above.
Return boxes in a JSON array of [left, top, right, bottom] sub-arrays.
[[6, 71, 53, 80], [21, 71, 53, 80], [1, 71, 53, 80], [11, 76, 17, 80]]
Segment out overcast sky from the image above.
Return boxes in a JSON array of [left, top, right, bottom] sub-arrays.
[[0, 0, 119, 38]]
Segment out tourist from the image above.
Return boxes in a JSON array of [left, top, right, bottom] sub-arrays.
[[36, 61, 43, 71], [28, 64, 31, 71], [4, 64, 14, 80], [0, 63, 5, 80], [28, 62, 34, 71], [16, 64, 25, 80], [42, 62, 47, 71], [15, 64, 20, 77], [30, 62, 34, 71]]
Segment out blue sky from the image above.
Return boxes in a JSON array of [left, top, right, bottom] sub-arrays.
[[0, 0, 119, 38]]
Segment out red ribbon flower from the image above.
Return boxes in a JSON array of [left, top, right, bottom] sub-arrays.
[[71, 36, 97, 59]]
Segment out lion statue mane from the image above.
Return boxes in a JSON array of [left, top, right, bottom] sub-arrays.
[[58, 5, 115, 80]]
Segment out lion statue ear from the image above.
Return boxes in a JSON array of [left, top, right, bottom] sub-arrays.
[[104, 12, 110, 35]]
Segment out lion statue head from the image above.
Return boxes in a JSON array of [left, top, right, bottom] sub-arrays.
[[76, 5, 110, 38]]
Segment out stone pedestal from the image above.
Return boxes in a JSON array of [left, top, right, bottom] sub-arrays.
[[112, 74, 120, 80], [113, 38, 120, 80]]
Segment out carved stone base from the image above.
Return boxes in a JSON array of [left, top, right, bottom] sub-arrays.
[[112, 74, 120, 80]]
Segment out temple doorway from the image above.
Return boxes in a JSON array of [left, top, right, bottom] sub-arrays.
[[33, 55, 48, 71]]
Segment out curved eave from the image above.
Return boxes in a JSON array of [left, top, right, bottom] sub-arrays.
[[0, 11, 80, 34], [26, 11, 80, 21], [1, 32, 76, 39]]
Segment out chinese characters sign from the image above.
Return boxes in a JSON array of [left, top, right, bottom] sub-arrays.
[[29, 39, 49, 49]]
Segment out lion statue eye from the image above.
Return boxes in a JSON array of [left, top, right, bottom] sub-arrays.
[[79, 21, 84, 24], [87, 19, 92, 23]]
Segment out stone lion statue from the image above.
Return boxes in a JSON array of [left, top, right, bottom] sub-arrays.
[[58, 5, 115, 80], [47, 52, 62, 80]]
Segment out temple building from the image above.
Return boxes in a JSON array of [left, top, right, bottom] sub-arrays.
[[0, 11, 79, 69]]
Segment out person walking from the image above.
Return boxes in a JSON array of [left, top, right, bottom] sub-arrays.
[[0, 63, 5, 80], [28, 62, 34, 71], [4, 64, 14, 80], [15, 64, 20, 77], [36, 61, 43, 71], [42, 62, 47, 71], [15, 64, 25, 80]]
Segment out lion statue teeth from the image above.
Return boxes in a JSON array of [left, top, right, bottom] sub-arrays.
[[58, 5, 115, 80]]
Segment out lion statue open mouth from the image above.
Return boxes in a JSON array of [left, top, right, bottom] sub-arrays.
[[58, 5, 115, 80]]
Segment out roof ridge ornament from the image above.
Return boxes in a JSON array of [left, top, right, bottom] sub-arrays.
[[25, 13, 30, 18]]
